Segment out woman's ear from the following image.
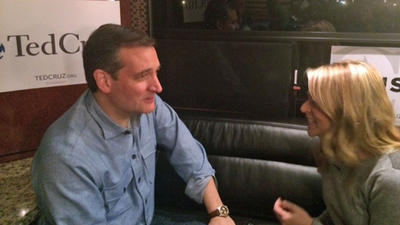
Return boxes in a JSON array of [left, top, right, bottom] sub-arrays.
[[93, 69, 112, 94]]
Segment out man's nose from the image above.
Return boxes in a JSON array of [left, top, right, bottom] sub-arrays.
[[150, 75, 163, 93]]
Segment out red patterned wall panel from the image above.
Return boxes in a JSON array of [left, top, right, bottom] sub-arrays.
[[0, 85, 87, 163], [120, 0, 149, 33]]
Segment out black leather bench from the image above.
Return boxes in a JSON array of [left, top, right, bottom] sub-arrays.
[[155, 116, 325, 225]]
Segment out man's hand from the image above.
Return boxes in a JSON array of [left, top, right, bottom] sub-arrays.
[[209, 216, 235, 225], [273, 197, 313, 225]]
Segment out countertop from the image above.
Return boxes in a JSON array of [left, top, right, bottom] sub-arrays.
[[0, 157, 39, 225]]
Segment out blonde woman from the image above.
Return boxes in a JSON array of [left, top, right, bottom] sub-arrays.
[[273, 60, 400, 225]]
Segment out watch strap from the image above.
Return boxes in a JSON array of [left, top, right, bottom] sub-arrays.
[[209, 209, 221, 218]]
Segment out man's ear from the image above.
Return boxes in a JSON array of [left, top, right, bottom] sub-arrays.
[[93, 69, 112, 94]]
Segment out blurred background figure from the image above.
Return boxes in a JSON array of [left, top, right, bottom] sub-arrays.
[[204, 0, 239, 31], [301, 19, 336, 32], [228, 0, 252, 30]]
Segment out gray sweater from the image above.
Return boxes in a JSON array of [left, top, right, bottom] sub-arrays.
[[313, 150, 400, 225]]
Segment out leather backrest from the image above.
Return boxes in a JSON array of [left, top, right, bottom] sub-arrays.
[[155, 117, 325, 221], [183, 117, 318, 166]]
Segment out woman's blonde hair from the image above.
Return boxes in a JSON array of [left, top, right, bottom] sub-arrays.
[[307, 60, 400, 166]]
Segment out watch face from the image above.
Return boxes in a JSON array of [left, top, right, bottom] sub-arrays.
[[219, 205, 229, 217]]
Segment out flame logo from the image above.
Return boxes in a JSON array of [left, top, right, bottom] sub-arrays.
[[0, 44, 5, 59]]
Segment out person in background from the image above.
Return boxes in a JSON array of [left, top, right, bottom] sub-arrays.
[[228, 0, 252, 30], [31, 24, 235, 225], [301, 19, 336, 32], [274, 60, 400, 225], [204, 0, 239, 31]]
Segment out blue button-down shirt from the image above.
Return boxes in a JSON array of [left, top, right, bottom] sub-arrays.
[[31, 90, 215, 225]]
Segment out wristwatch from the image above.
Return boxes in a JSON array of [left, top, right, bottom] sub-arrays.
[[209, 205, 230, 218]]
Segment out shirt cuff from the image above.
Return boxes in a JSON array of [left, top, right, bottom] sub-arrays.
[[184, 175, 215, 204]]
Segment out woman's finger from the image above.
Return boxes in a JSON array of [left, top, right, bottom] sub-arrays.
[[273, 198, 290, 219], [280, 199, 300, 212]]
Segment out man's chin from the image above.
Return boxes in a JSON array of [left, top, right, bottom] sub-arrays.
[[140, 105, 156, 114]]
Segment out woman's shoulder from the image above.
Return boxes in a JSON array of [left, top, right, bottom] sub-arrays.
[[362, 151, 400, 225], [387, 150, 400, 169], [366, 150, 400, 188]]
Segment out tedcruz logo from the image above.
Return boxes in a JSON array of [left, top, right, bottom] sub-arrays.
[[0, 33, 86, 59], [6, 33, 85, 57], [0, 43, 5, 59]]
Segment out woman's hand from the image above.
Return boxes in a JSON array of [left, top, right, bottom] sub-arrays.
[[273, 197, 313, 225]]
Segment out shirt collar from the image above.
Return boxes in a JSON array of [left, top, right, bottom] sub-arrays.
[[84, 90, 133, 139]]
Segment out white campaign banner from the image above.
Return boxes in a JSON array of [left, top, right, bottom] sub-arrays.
[[331, 46, 400, 124], [0, 0, 120, 93]]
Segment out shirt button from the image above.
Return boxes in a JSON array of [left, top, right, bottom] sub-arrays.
[[123, 187, 126, 193], [131, 154, 137, 160], [138, 177, 142, 183], [145, 198, 148, 204]]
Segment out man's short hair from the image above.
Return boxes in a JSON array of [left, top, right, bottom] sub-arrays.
[[82, 24, 155, 92]]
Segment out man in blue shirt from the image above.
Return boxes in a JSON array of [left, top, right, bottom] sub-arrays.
[[31, 24, 235, 225]]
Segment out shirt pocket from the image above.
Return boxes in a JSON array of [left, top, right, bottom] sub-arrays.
[[102, 168, 133, 218], [141, 140, 156, 184]]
